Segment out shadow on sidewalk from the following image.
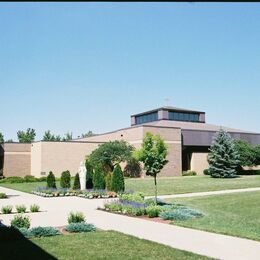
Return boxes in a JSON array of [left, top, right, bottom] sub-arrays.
[[0, 226, 56, 260]]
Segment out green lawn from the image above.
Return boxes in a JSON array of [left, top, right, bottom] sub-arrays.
[[1, 175, 260, 195], [166, 191, 260, 241], [2, 231, 210, 260]]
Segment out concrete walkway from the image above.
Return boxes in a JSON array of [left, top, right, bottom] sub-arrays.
[[148, 186, 260, 199], [1, 186, 260, 260]]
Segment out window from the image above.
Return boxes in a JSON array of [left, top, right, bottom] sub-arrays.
[[136, 112, 158, 125], [168, 111, 199, 122]]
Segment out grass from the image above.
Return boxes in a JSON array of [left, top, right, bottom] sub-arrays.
[[166, 191, 260, 241], [2, 231, 210, 260], [1, 175, 260, 195]]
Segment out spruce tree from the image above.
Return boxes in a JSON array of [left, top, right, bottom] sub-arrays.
[[47, 171, 56, 189], [111, 164, 125, 192], [208, 129, 240, 178], [93, 164, 105, 190], [73, 173, 80, 190]]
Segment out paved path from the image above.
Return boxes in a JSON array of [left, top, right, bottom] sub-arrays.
[[147, 187, 260, 199], [1, 186, 260, 260]]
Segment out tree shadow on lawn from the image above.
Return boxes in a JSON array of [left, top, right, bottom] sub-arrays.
[[0, 226, 56, 260]]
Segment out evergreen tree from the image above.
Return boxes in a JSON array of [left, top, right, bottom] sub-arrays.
[[208, 129, 240, 178], [93, 164, 105, 189], [17, 128, 36, 143], [111, 164, 125, 193], [47, 171, 56, 189], [105, 172, 112, 191], [60, 170, 71, 188], [85, 159, 93, 189], [73, 173, 80, 190], [0, 132, 4, 143]]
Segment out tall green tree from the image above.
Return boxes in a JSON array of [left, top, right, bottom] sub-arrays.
[[208, 129, 240, 178], [0, 132, 4, 143], [17, 128, 36, 143], [234, 139, 255, 167], [134, 132, 168, 203], [63, 132, 73, 141], [111, 164, 125, 192], [93, 164, 105, 189], [43, 130, 61, 141], [89, 140, 133, 173]]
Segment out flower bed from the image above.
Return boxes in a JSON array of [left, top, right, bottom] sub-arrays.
[[100, 193, 203, 222], [32, 187, 117, 199]]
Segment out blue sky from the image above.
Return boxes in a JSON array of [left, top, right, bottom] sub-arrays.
[[1, 2, 260, 141]]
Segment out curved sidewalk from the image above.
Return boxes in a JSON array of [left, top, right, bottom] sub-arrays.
[[1, 186, 260, 260]]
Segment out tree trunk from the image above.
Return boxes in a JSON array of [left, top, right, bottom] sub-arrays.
[[154, 175, 157, 205]]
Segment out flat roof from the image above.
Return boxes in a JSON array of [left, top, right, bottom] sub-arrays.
[[131, 106, 205, 117]]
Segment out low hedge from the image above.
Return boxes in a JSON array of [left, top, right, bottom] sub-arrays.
[[182, 171, 197, 176], [0, 176, 47, 183], [238, 170, 260, 175], [18, 226, 61, 237]]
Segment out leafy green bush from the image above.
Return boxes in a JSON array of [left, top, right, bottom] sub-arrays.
[[0, 192, 7, 199], [123, 158, 142, 178], [60, 170, 71, 188], [30, 226, 60, 237], [1, 205, 12, 214], [30, 204, 40, 212], [68, 211, 85, 224], [105, 172, 112, 191], [0, 176, 24, 183], [16, 205, 26, 213], [65, 222, 96, 233], [119, 192, 145, 203], [104, 202, 123, 212], [93, 164, 105, 189], [11, 214, 30, 229], [182, 171, 197, 176], [37, 176, 47, 182], [159, 208, 203, 221], [203, 169, 210, 175], [24, 175, 37, 182], [73, 173, 80, 190], [121, 204, 146, 216], [146, 205, 162, 218], [111, 164, 125, 192], [47, 171, 56, 188]]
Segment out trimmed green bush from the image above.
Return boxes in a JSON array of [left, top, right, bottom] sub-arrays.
[[37, 176, 47, 182], [30, 226, 60, 237], [182, 171, 197, 176], [1, 205, 12, 214], [68, 211, 85, 224], [146, 205, 162, 218], [73, 173, 80, 190], [47, 171, 56, 189], [30, 204, 40, 213], [65, 222, 96, 233], [11, 214, 30, 229], [105, 172, 112, 191], [111, 164, 125, 192], [85, 159, 93, 189], [203, 169, 210, 175], [93, 164, 105, 189], [16, 205, 26, 213], [60, 170, 71, 188], [0, 192, 7, 199]]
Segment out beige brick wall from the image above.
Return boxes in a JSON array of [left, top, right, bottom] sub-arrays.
[[190, 153, 209, 175], [2, 143, 31, 177]]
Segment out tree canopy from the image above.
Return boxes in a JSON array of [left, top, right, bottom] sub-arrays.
[[43, 130, 61, 141], [0, 132, 4, 143], [88, 140, 134, 172], [17, 128, 36, 143]]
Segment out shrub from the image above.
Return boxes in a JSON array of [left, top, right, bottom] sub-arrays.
[[182, 171, 197, 176], [1, 205, 12, 214], [121, 203, 146, 216], [123, 158, 142, 178], [47, 171, 56, 189], [18, 227, 32, 237], [111, 164, 125, 192], [30, 204, 40, 213], [120, 192, 145, 203], [37, 176, 47, 182], [24, 175, 37, 182], [60, 170, 71, 188], [16, 205, 26, 213], [105, 172, 112, 191], [11, 214, 30, 229], [65, 222, 96, 233], [68, 211, 85, 224], [30, 226, 60, 237], [73, 173, 80, 190], [93, 164, 105, 190], [0, 192, 7, 199], [0, 176, 24, 183], [238, 169, 260, 175], [159, 208, 203, 221], [203, 169, 210, 175], [104, 202, 122, 212], [146, 205, 162, 218], [85, 159, 94, 189]]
